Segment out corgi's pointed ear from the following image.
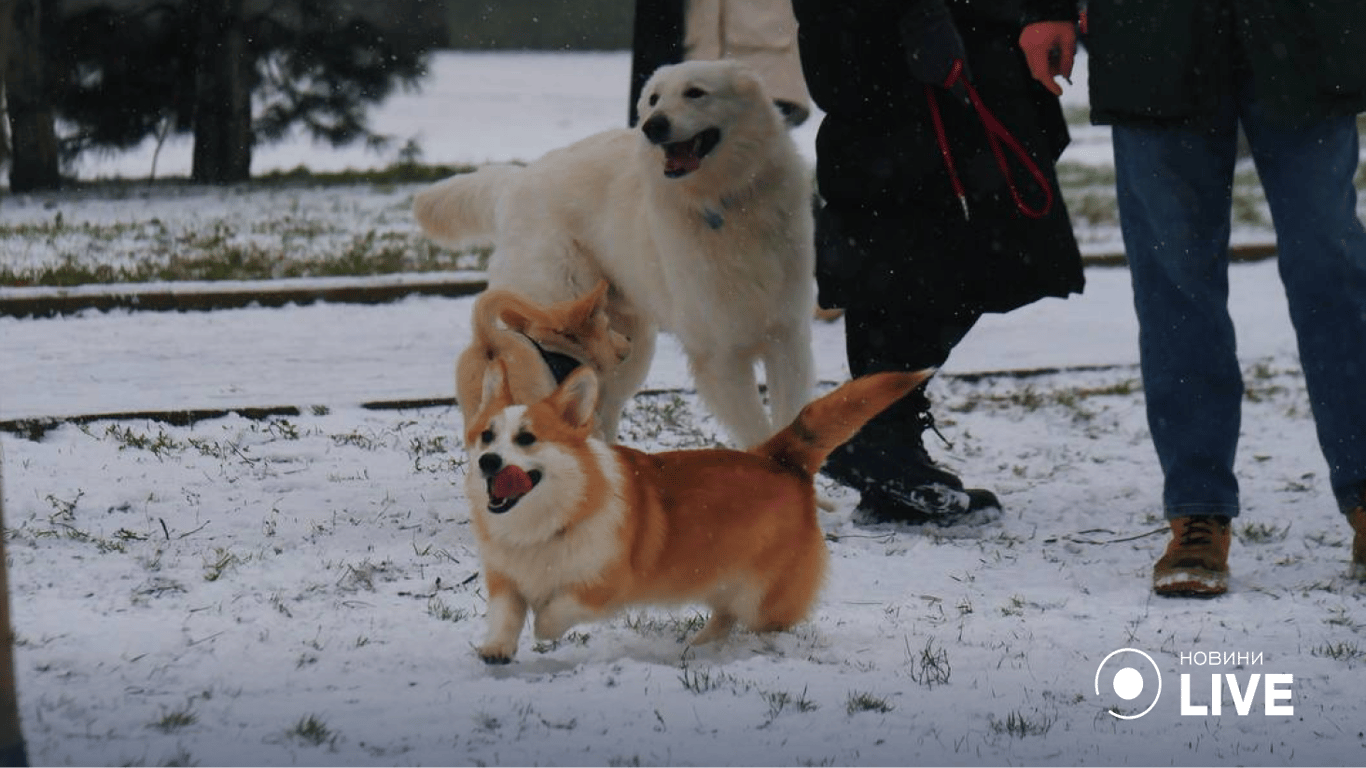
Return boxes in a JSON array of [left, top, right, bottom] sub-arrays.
[[467, 360, 514, 446], [473, 290, 538, 335], [547, 366, 599, 429], [586, 279, 611, 312], [565, 279, 612, 328], [494, 296, 543, 334], [480, 359, 514, 412]]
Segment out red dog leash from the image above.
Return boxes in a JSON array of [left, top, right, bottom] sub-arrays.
[[925, 60, 1054, 221]]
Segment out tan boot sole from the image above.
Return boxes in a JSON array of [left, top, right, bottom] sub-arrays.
[[1154, 567, 1228, 597]]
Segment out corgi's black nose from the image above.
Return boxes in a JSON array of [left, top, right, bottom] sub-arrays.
[[641, 115, 671, 144], [478, 453, 502, 476]]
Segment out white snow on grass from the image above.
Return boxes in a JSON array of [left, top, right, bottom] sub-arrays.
[[2, 49, 1365, 767]]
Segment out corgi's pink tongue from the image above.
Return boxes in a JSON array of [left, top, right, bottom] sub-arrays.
[[492, 465, 534, 500]]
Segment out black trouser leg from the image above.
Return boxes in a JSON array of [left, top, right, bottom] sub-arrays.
[[824, 303, 1001, 519], [843, 303, 977, 434]]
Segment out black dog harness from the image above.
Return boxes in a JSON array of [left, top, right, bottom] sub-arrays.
[[521, 334, 583, 384]]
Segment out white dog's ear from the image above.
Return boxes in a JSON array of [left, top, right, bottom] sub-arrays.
[[548, 367, 599, 430]]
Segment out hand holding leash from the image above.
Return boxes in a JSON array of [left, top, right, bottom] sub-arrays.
[[925, 61, 1055, 222], [900, 6, 972, 107]]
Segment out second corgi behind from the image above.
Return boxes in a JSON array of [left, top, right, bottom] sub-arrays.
[[456, 280, 630, 440]]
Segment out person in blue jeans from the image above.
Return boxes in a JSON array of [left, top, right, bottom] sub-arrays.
[[1021, 0, 1366, 595]]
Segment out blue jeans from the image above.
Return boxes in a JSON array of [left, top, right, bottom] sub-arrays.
[[1113, 88, 1366, 520]]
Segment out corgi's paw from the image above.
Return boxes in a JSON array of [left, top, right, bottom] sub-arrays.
[[477, 639, 518, 664], [533, 596, 593, 641]]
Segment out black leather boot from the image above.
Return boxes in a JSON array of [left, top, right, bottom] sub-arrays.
[[821, 382, 999, 524]]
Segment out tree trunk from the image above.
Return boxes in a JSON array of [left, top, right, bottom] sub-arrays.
[[4, 0, 61, 192], [0, 0, 12, 174], [191, 0, 252, 183], [0, 456, 28, 768]]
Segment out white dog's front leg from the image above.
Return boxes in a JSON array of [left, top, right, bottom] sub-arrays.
[[597, 322, 657, 443], [761, 318, 816, 430], [478, 572, 528, 664], [533, 593, 599, 642]]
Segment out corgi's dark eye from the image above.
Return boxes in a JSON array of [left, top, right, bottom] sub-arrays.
[[648, 93, 659, 106], [480, 429, 494, 444], [684, 87, 706, 99], [514, 431, 536, 447]]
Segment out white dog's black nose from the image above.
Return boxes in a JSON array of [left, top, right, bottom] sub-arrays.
[[641, 115, 671, 145], [478, 453, 502, 477]]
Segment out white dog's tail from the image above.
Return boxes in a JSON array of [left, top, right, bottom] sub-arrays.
[[413, 165, 521, 249]]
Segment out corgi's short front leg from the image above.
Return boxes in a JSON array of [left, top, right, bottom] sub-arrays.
[[478, 569, 528, 664], [532, 592, 600, 642]]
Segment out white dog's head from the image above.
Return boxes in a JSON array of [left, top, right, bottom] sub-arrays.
[[635, 59, 783, 181]]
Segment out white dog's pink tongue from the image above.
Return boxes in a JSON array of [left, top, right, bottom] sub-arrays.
[[492, 465, 534, 500]]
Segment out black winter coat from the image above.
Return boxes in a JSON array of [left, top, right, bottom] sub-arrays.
[[793, 0, 1084, 318], [1043, 0, 1366, 128], [628, 0, 685, 126]]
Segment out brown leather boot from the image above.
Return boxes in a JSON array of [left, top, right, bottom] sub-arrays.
[[1349, 503, 1366, 581], [1153, 516, 1232, 597]]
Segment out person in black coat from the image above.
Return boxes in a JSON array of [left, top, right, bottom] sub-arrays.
[[791, 0, 1085, 523]]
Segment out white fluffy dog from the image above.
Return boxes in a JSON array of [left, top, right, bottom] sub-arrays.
[[415, 59, 816, 447]]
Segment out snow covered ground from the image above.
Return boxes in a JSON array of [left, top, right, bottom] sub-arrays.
[[1, 51, 1365, 767]]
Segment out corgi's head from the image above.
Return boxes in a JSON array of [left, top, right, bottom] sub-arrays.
[[465, 361, 605, 546], [484, 280, 630, 377]]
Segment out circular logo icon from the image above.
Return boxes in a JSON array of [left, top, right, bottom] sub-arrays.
[[1095, 648, 1162, 719]]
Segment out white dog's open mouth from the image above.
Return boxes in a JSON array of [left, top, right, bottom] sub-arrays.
[[486, 465, 542, 513], [663, 128, 721, 178]]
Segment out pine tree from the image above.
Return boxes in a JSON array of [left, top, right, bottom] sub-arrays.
[[47, 0, 440, 183]]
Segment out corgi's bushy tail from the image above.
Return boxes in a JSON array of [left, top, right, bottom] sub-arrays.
[[412, 165, 520, 249], [756, 369, 934, 478]]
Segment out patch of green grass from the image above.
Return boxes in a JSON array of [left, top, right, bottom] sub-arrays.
[[990, 709, 1054, 738], [253, 161, 476, 187], [906, 637, 952, 688], [1236, 521, 1292, 544], [679, 665, 745, 695], [1311, 641, 1363, 663], [624, 610, 706, 642], [426, 596, 470, 623], [103, 424, 184, 458], [845, 691, 894, 715], [149, 704, 198, 733], [763, 687, 819, 720], [203, 547, 248, 582], [286, 714, 336, 747]]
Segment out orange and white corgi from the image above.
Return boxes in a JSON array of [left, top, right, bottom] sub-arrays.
[[456, 279, 630, 441], [463, 361, 932, 663]]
